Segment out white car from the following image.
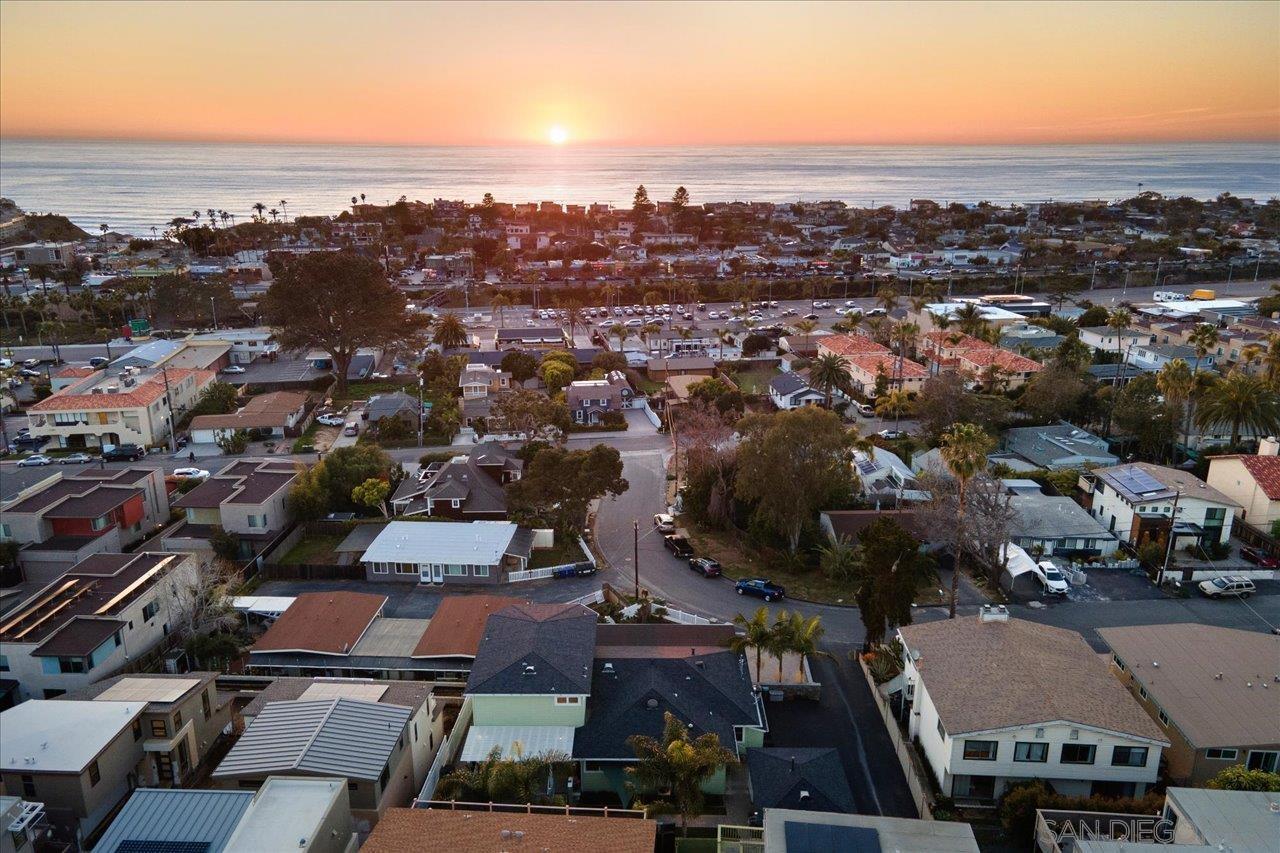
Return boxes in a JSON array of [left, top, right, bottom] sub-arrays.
[[17, 454, 53, 467], [316, 414, 346, 426], [0, 358, 12, 369], [173, 467, 210, 480], [1036, 561, 1070, 594], [624, 318, 644, 327], [221, 365, 247, 374], [653, 513, 675, 533]]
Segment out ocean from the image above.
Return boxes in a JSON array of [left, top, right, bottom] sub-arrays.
[[1, 139, 1277, 236]]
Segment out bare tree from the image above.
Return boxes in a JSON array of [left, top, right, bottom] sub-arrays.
[[160, 556, 239, 642], [915, 472, 1017, 585], [671, 400, 738, 527]]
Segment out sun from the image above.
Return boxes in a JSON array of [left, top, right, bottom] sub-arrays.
[[547, 125, 569, 145]]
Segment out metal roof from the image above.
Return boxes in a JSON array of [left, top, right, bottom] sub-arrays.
[[213, 698, 410, 782], [360, 520, 520, 566], [94, 789, 255, 853]]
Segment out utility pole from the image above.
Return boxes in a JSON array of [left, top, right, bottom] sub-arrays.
[[633, 519, 640, 600], [210, 297, 218, 330], [1089, 261, 1097, 290], [1255, 256, 1262, 282], [417, 376, 424, 447], [1154, 258, 1162, 289], [1158, 490, 1182, 587], [160, 366, 177, 453]]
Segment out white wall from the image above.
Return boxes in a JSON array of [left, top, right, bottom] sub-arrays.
[[1090, 484, 1234, 545]]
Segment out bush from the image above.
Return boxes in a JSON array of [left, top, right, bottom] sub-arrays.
[[998, 780, 1163, 847], [1206, 765, 1280, 791]]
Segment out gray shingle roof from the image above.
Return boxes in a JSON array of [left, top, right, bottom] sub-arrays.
[[94, 789, 255, 853], [466, 604, 597, 696], [746, 748, 855, 814], [769, 372, 810, 396], [213, 697, 410, 781], [1008, 494, 1116, 542]]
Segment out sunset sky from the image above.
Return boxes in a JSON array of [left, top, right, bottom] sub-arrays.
[[2, 0, 1277, 146]]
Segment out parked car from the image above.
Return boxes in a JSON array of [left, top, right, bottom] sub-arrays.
[[689, 557, 722, 578], [876, 429, 908, 440], [221, 365, 247, 374], [19, 368, 41, 378], [14, 434, 49, 449], [58, 453, 95, 465], [663, 535, 694, 559], [343, 423, 360, 437], [735, 578, 785, 601], [1036, 561, 1070, 594], [653, 513, 675, 533], [1198, 576, 1256, 599], [316, 414, 345, 427], [17, 454, 53, 467], [865, 307, 887, 317], [855, 403, 875, 418], [173, 467, 210, 480], [0, 357, 12, 369], [102, 444, 145, 462], [88, 356, 109, 368], [22, 358, 40, 368], [1238, 546, 1279, 569]]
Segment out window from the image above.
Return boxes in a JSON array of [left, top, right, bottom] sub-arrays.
[[1138, 685, 1148, 700], [1014, 742, 1048, 763], [413, 722, 418, 741], [173, 710, 182, 729], [1205, 748, 1238, 761], [91, 515, 109, 531], [1247, 751, 1279, 773], [395, 563, 416, 575], [0, 654, 7, 672], [555, 696, 581, 705], [962, 740, 998, 761], [88, 760, 100, 787], [151, 719, 167, 738], [1061, 744, 1096, 765], [1112, 655, 1126, 672], [372, 562, 388, 574], [473, 564, 490, 577], [379, 763, 390, 791], [202, 690, 212, 720], [21, 775, 35, 798], [247, 514, 266, 528], [1158, 709, 1169, 726], [0, 522, 12, 541], [937, 719, 947, 740], [1112, 746, 1149, 767], [132, 719, 143, 741], [445, 564, 466, 576], [142, 601, 159, 621]]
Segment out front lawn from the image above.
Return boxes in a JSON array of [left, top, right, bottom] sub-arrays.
[[277, 533, 346, 565], [528, 538, 588, 569]]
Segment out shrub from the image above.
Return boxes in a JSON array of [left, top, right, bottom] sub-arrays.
[[1206, 765, 1280, 791], [998, 780, 1163, 847]]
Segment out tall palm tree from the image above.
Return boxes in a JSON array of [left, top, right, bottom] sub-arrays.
[[875, 388, 912, 423], [279, 199, 288, 221], [251, 202, 266, 222], [765, 611, 795, 684], [1187, 323, 1220, 376], [1195, 370, 1280, 447], [940, 423, 994, 619], [432, 313, 469, 350], [627, 712, 736, 835], [490, 292, 512, 328], [792, 318, 818, 337], [875, 286, 899, 316], [268, 208, 279, 223], [809, 352, 851, 408], [784, 612, 828, 683], [562, 300, 586, 342], [1157, 358, 1194, 462], [640, 322, 661, 351], [731, 607, 773, 686], [953, 303, 987, 338]]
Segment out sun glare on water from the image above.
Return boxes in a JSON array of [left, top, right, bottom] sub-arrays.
[[547, 125, 569, 145]]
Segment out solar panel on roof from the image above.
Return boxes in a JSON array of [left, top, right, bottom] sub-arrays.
[[783, 822, 881, 852], [116, 842, 211, 853], [1113, 466, 1166, 495], [856, 459, 881, 476]]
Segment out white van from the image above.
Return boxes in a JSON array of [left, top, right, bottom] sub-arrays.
[[1152, 291, 1183, 303]]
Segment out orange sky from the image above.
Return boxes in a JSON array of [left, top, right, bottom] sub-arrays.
[[2, 1, 1278, 145]]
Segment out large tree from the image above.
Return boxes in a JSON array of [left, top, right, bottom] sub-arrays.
[[505, 444, 628, 534], [735, 407, 855, 553], [263, 251, 427, 394], [851, 518, 932, 644], [1195, 369, 1280, 447], [939, 423, 994, 619], [491, 387, 570, 444], [627, 711, 736, 834]]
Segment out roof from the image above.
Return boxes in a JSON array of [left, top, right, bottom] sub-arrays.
[[769, 371, 814, 396], [221, 777, 348, 852], [213, 697, 410, 781], [1003, 422, 1118, 469], [747, 748, 855, 813], [173, 459, 298, 509], [0, 700, 146, 773], [1008, 494, 1115, 541], [93, 676, 202, 704], [394, 448, 518, 517], [848, 352, 930, 379], [1225, 454, 1280, 500], [94, 789, 255, 853], [648, 356, 715, 372], [30, 367, 213, 411], [2, 467, 157, 515], [466, 603, 597, 695], [817, 333, 890, 357], [365, 391, 419, 421], [958, 346, 1043, 374], [1094, 462, 1238, 507], [897, 617, 1167, 741], [822, 509, 923, 542], [250, 591, 386, 655], [763, 809, 979, 853], [574, 651, 760, 759], [242, 677, 431, 720], [460, 725, 576, 761], [190, 391, 308, 431], [360, 520, 521, 566], [1163, 787, 1280, 852], [363, 808, 657, 853], [1097, 623, 1280, 748], [413, 594, 526, 658]]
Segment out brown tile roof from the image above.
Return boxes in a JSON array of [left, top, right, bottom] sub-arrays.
[[817, 333, 891, 357], [190, 390, 309, 431], [1236, 455, 1280, 500], [959, 346, 1044, 374], [240, 677, 431, 719], [412, 594, 527, 658], [897, 617, 1167, 741], [54, 366, 96, 379], [363, 809, 656, 853], [1098, 623, 1280, 749], [251, 591, 386, 655]]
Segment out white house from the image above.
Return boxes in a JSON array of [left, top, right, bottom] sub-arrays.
[[1083, 463, 1237, 549], [1125, 343, 1212, 372], [360, 520, 533, 585], [768, 372, 825, 410], [1078, 326, 1152, 356], [895, 609, 1168, 804]]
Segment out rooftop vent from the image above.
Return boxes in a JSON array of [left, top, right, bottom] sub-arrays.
[[522, 664, 536, 676], [646, 698, 659, 709], [602, 662, 615, 675], [978, 604, 1009, 623]]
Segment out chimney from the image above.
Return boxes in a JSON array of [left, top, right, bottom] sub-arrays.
[[978, 604, 1009, 624], [1260, 437, 1280, 457]]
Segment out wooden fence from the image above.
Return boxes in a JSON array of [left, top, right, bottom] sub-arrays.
[[856, 657, 935, 820], [257, 562, 367, 581]]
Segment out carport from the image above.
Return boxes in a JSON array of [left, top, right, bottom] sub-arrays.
[[998, 542, 1044, 597]]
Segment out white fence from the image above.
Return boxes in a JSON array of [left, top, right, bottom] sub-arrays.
[[619, 602, 716, 625], [566, 589, 605, 607], [419, 697, 473, 801], [506, 567, 556, 583], [640, 399, 662, 428]]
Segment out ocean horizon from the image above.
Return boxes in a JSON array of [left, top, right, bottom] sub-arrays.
[[2, 138, 1277, 236]]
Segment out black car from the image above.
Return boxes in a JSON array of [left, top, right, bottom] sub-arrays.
[[735, 578, 785, 601], [101, 444, 145, 462], [663, 535, 694, 559], [689, 557, 722, 578]]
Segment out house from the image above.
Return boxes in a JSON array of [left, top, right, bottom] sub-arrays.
[[815, 332, 891, 361], [894, 609, 1168, 804], [853, 447, 931, 505], [913, 302, 1025, 333], [26, 365, 214, 450], [458, 363, 512, 398], [1126, 342, 1212, 371], [843, 353, 929, 396], [1082, 463, 1237, 550], [0, 552, 200, 702], [165, 459, 299, 557], [1205, 443, 1280, 528], [390, 442, 522, 519], [1099, 624, 1280, 784], [189, 390, 309, 444], [360, 520, 533, 584], [8, 241, 76, 268], [364, 391, 422, 434], [0, 466, 172, 580], [650, 327, 718, 356], [494, 327, 568, 351], [769, 372, 825, 410], [1008, 493, 1119, 558], [213, 697, 420, 824], [190, 327, 279, 365], [61, 673, 233, 788], [1002, 422, 1119, 470], [760, 808, 979, 852], [646, 355, 716, 381], [93, 778, 356, 853], [0, 699, 148, 842], [955, 346, 1043, 390], [1078, 326, 1152, 356], [363, 808, 656, 853], [566, 378, 624, 424], [746, 748, 854, 814], [820, 509, 922, 544]]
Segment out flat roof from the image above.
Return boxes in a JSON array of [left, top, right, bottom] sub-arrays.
[[0, 700, 146, 773], [363, 808, 656, 853], [95, 677, 201, 704], [460, 725, 576, 761], [1164, 787, 1280, 851], [222, 776, 347, 852]]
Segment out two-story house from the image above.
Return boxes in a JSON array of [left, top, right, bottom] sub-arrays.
[[1077, 326, 1153, 357], [895, 608, 1167, 805], [1081, 463, 1237, 555], [389, 442, 522, 520], [0, 552, 200, 702], [1205, 442, 1280, 529], [165, 459, 298, 557], [458, 363, 512, 428], [566, 378, 625, 425], [1, 467, 172, 581]]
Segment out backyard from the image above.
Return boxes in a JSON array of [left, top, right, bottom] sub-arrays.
[[725, 367, 776, 396], [331, 378, 414, 402], [277, 533, 346, 565], [528, 537, 588, 569]]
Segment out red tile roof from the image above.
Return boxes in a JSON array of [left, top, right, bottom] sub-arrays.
[[959, 347, 1043, 374], [818, 333, 890, 356], [54, 366, 97, 379], [251, 591, 386, 655], [1238, 455, 1280, 500], [848, 353, 930, 379], [30, 368, 214, 412]]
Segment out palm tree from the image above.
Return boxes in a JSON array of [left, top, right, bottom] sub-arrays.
[[1188, 323, 1219, 376], [766, 611, 795, 683], [792, 318, 818, 337], [809, 352, 851, 408], [279, 199, 288, 221], [350, 196, 358, 213], [1195, 369, 1280, 447], [641, 322, 661, 351], [875, 387, 912, 422], [98, 223, 109, 237], [785, 612, 828, 683], [251, 202, 266, 222], [817, 536, 859, 582], [953, 303, 987, 338], [268, 208, 279, 223], [979, 362, 1009, 395], [609, 322, 630, 355], [940, 423, 994, 619], [731, 607, 773, 686], [490, 292, 512, 328], [562, 300, 586, 342], [627, 712, 736, 835], [1157, 358, 1194, 462], [432, 314, 469, 350], [875, 286, 899, 316]]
